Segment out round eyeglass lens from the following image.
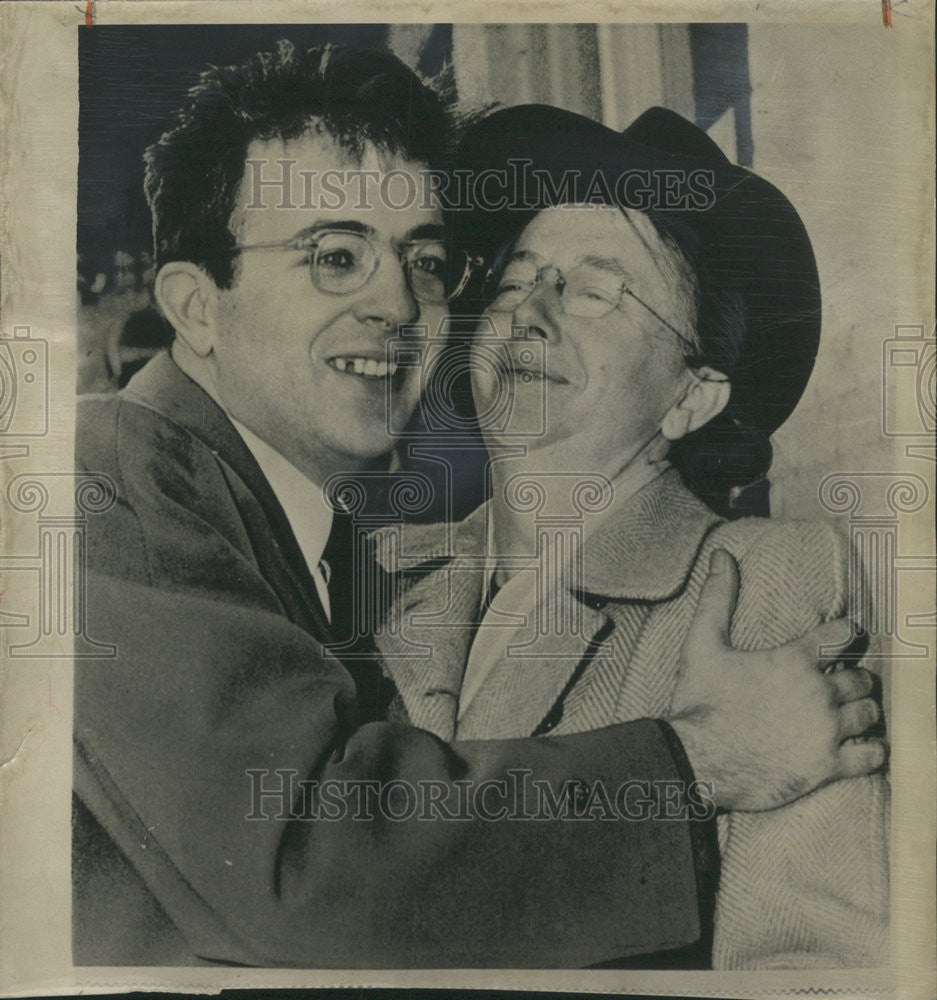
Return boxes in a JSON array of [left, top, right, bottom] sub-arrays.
[[562, 266, 623, 318], [312, 231, 376, 294]]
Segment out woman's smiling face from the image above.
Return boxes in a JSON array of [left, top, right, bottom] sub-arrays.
[[471, 204, 702, 470]]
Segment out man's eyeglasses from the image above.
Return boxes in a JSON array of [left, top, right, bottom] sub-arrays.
[[483, 251, 696, 350], [232, 228, 481, 305]]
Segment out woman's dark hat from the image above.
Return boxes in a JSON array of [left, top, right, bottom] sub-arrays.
[[448, 104, 821, 436]]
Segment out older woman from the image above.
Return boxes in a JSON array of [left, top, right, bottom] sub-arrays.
[[375, 105, 888, 969]]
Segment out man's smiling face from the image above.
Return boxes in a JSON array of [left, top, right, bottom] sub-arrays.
[[208, 130, 445, 482]]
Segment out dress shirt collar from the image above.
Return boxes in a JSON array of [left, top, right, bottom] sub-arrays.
[[228, 418, 333, 590]]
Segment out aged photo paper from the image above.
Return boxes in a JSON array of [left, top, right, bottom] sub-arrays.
[[0, 1, 934, 997]]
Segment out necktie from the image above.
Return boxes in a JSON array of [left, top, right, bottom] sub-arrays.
[[320, 507, 397, 723]]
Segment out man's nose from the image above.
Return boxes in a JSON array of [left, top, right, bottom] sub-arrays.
[[510, 280, 562, 342], [354, 254, 420, 330]]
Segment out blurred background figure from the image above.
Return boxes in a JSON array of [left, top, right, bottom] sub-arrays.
[[78, 248, 172, 394]]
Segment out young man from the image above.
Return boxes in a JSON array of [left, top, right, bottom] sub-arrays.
[[74, 42, 883, 967]]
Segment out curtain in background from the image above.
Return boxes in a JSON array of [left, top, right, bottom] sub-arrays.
[[386, 22, 762, 519], [389, 23, 753, 166]]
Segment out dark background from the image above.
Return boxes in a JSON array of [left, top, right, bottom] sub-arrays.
[[77, 23, 750, 283]]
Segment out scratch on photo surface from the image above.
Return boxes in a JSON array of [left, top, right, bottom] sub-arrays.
[[887, 0, 918, 18], [48, 675, 61, 721], [0, 719, 40, 771]]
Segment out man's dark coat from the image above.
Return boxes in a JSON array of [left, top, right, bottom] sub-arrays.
[[73, 352, 710, 968]]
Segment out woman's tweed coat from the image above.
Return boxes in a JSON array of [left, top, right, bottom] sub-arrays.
[[374, 468, 888, 969]]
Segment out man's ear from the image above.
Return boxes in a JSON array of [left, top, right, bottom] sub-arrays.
[[153, 261, 219, 358], [661, 366, 731, 441]]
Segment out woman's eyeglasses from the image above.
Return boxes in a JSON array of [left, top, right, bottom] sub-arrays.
[[483, 251, 697, 351]]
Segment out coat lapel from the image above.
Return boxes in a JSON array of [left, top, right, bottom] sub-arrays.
[[372, 510, 489, 740], [456, 598, 612, 740], [122, 352, 335, 645], [577, 468, 722, 601], [374, 504, 614, 740], [378, 469, 724, 742]]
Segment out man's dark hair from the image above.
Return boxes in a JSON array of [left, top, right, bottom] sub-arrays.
[[144, 40, 456, 288]]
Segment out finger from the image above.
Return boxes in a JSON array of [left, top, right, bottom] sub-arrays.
[[799, 618, 866, 669], [841, 625, 870, 662], [838, 696, 881, 740], [866, 673, 887, 739], [837, 737, 888, 779], [822, 624, 870, 668], [829, 667, 874, 704], [688, 549, 740, 652]]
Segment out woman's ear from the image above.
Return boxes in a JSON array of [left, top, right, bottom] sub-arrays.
[[661, 366, 731, 441], [153, 261, 219, 358]]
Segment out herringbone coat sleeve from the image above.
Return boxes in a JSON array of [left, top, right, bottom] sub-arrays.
[[711, 519, 889, 969]]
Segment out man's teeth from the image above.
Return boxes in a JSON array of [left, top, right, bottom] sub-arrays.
[[329, 357, 398, 378]]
